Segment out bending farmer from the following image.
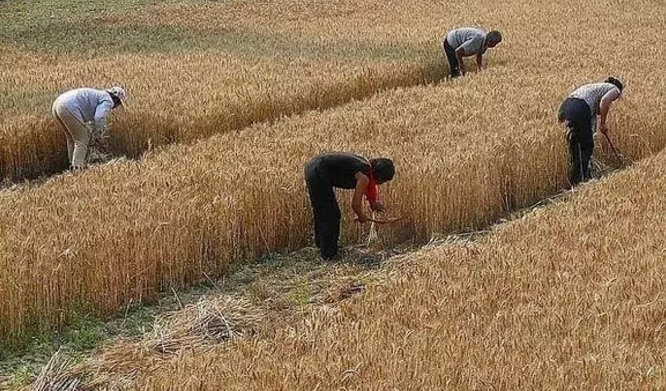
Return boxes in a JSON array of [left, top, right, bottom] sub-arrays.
[[52, 87, 127, 170], [558, 77, 624, 186], [442, 27, 502, 78], [304, 153, 395, 260]]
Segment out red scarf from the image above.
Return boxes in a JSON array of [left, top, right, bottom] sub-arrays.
[[365, 168, 378, 205]]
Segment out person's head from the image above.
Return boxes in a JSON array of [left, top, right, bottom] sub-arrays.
[[486, 30, 502, 48], [605, 77, 624, 93], [370, 158, 395, 184], [107, 86, 128, 109]]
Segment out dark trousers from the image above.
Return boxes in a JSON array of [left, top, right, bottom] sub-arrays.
[[443, 39, 460, 78], [558, 98, 593, 185], [304, 164, 341, 260]]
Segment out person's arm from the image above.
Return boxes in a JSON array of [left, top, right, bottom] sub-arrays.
[[93, 100, 114, 132], [456, 37, 484, 76], [353, 173, 401, 224], [476, 53, 483, 72], [599, 88, 621, 135], [352, 172, 372, 223], [370, 200, 385, 212]]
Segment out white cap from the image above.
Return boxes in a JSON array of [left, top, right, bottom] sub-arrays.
[[107, 86, 128, 103]]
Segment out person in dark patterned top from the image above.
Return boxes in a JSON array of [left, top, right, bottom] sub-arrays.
[[558, 77, 624, 185]]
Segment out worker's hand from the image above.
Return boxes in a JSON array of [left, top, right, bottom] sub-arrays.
[[354, 215, 368, 224], [370, 201, 386, 213], [372, 216, 402, 225], [599, 123, 609, 135]]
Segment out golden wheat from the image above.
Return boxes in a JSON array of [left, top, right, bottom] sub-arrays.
[[1, 39, 439, 181], [0, 68, 664, 347], [2, 0, 666, 354], [124, 138, 666, 391]]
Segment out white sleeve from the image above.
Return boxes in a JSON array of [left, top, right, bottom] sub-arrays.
[[93, 100, 114, 128]]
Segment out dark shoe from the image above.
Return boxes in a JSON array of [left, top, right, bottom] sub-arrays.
[[319, 250, 337, 261]]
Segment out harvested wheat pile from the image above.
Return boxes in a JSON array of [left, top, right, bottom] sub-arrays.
[[147, 296, 263, 355], [30, 351, 82, 391]]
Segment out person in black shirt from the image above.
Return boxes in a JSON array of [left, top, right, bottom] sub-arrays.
[[304, 152, 396, 260]]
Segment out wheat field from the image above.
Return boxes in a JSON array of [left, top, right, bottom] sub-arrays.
[[0, 76, 663, 349], [1, 0, 666, 370], [122, 141, 666, 391], [0, 0, 442, 182], [20, 120, 666, 391], [0, 80, 560, 347]]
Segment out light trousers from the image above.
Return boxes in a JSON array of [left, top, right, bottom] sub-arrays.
[[52, 102, 90, 169]]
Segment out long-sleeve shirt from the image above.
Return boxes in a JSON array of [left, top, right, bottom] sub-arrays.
[[54, 88, 114, 129]]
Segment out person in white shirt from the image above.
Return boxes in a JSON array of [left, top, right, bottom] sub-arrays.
[[558, 77, 623, 185], [51, 87, 127, 170]]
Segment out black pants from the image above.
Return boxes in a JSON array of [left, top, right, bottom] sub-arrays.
[[304, 164, 341, 260], [558, 97, 593, 185], [443, 39, 460, 78]]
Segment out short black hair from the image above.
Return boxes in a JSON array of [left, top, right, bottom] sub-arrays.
[[605, 76, 624, 92], [109, 93, 122, 108], [487, 30, 502, 44], [370, 158, 395, 183]]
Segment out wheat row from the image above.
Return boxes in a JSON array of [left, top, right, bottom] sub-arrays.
[[121, 135, 666, 391], [0, 49, 440, 182]]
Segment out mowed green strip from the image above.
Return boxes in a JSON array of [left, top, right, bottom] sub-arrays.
[[1, 0, 426, 60]]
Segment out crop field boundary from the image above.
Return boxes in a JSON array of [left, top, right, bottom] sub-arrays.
[[1, 55, 446, 185]]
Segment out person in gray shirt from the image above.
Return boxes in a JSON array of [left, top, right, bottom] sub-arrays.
[[558, 77, 624, 185], [442, 27, 502, 78]]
